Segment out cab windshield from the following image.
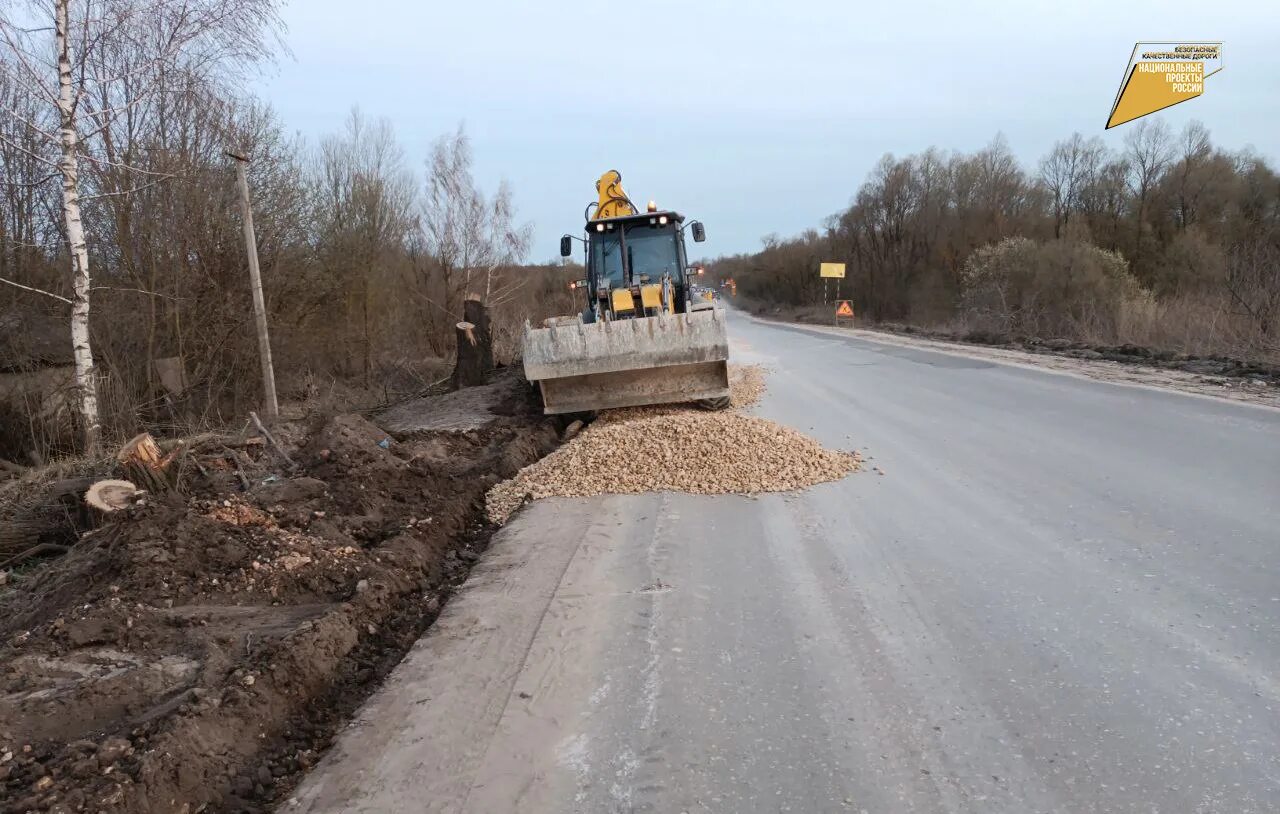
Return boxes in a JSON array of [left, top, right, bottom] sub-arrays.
[[590, 223, 684, 288], [625, 225, 682, 282]]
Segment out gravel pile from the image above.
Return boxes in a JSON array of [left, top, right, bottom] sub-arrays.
[[728, 363, 766, 408], [486, 365, 859, 524]]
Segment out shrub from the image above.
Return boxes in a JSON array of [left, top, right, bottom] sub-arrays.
[[961, 236, 1146, 340]]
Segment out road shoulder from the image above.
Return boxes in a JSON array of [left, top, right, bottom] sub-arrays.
[[283, 498, 596, 814], [754, 315, 1280, 411]]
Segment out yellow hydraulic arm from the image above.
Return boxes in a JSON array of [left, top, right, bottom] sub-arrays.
[[593, 170, 637, 219], [588, 169, 672, 316]]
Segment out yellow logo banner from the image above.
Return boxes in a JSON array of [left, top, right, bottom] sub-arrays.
[[1106, 42, 1223, 129]]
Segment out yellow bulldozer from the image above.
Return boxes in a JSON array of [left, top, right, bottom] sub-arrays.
[[522, 171, 730, 414]]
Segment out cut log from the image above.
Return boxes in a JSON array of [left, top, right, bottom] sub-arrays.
[[84, 479, 140, 514], [0, 476, 97, 559], [117, 432, 176, 493], [452, 318, 487, 388], [0, 517, 57, 556]]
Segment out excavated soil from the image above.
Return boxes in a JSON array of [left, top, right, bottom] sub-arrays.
[[486, 365, 860, 524], [0, 373, 560, 813]]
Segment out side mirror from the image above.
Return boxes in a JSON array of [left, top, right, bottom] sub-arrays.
[[691, 221, 706, 243], [560, 235, 574, 257]]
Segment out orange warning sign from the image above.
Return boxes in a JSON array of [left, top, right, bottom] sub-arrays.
[[835, 300, 854, 318]]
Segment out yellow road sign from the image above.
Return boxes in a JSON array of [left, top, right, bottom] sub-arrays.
[[835, 300, 854, 318], [820, 262, 846, 279]]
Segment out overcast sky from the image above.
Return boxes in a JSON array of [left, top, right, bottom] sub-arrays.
[[256, 0, 1279, 260]]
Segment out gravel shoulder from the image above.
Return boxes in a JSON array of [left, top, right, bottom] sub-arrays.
[[761, 316, 1280, 410]]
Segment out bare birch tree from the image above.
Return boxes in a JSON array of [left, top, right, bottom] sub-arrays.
[[0, 0, 283, 451], [421, 125, 532, 311]]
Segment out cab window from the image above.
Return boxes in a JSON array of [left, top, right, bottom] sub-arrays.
[[590, 232, 625, 288]]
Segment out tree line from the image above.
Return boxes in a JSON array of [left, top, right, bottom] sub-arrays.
[[0, 1, 563, 461], [710, 122, 1280, 359]]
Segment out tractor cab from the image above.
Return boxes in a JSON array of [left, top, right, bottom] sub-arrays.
[[563, 208, 707, 322]]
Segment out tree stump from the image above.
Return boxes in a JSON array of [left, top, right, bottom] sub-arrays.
[[463, 294, 494, 372], [452, 321, 487, 388], [117, 432, 176, 493], [85, 479, 141, 515]]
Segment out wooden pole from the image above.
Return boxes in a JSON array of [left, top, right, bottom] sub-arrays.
[[228, 151, 279, 418]]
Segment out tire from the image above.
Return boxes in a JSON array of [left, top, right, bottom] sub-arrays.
[[697, 396, 731, 411]]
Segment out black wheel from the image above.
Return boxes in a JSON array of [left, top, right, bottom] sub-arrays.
[[697, 396, 731, 411]]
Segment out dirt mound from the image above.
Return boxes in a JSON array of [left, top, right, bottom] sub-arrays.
[[486, 365, 858, 524], [0, 400, 559, 813]]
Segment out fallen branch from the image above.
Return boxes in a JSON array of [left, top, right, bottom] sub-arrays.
[[249, 411, 294, 469], [0, 542, 69, 571], [223, 446, 252, 491]]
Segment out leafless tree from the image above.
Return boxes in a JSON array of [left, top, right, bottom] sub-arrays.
[[420, 125, 531, 326], [1078, 156, 1131, 250], [0, 0, 283, 451], [1225, 237, 1280, 341], [1123, 118, 1173, 272], [314, 108, 416, 384], [1039, 133, 1107, 238], [1167, 120, 1217, 231]]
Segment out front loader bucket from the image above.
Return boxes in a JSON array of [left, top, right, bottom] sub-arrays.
[[522, 308, 730, 415]]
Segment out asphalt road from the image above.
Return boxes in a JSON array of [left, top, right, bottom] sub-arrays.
[[289, 311, 1280, 814]]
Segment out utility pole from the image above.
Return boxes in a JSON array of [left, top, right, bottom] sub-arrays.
[[227, 150, 279, 418]]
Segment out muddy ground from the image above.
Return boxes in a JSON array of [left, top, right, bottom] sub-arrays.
[[0, 371, 562, 813]]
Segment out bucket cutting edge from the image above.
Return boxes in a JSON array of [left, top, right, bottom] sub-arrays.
[[522, 308, 730, 414]]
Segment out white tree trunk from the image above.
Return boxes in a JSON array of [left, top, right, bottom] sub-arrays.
[[55, 0, 101, 452]]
